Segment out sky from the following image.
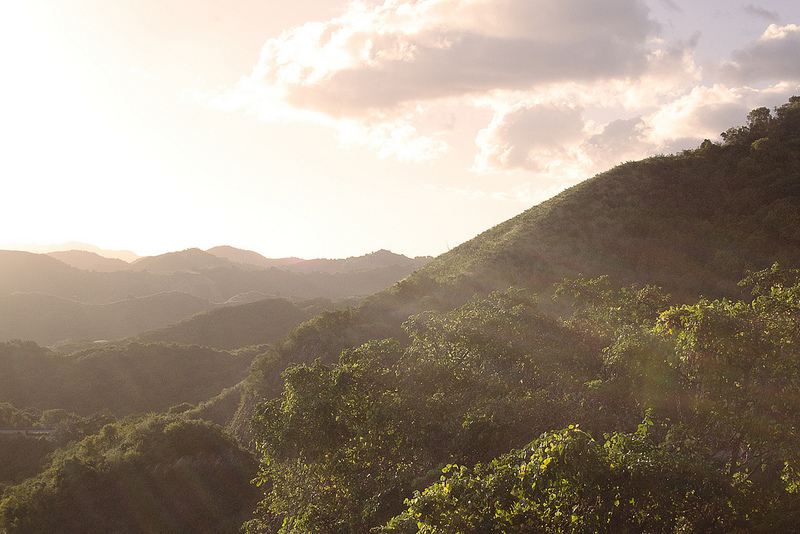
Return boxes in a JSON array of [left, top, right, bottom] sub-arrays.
[[1, 0, 799, 260]]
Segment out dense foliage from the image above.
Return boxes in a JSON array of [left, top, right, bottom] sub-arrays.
[[0, 415, 259, 534], [0, 341, 257, 416], [234, 96, 800, 437], [246, 263, 800, 532], [3, 99, 800, 533], [132, 298, 313, 350]]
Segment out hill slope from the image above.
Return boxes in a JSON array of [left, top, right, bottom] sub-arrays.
[[0, 248, 431, 345], [0, 292, 214, 346], [133, 298, 313, 350], [233, 97, 800, 436], [46, 250, 130, 272]]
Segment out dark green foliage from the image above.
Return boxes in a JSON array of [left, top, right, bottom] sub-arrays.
[[236, 98, 800, 445], [0, 408, 116, 493], [247, 290, 608, 533], [247, 263, 800, 533], [0, 415, 259, 534], [133, 298, 312, 350], [0, 340, 255, 416], [0, 434, 54, 492], [382, 425, 734, 534]]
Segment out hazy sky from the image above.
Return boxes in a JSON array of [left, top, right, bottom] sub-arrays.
[[2, 0, 799, 259]]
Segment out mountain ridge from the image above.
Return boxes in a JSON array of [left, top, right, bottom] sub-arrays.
[[231, 97, 800, 438]]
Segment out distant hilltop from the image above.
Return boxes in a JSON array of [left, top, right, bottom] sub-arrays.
[[0, 243, 432, 273], [1, 241, 140, 262]]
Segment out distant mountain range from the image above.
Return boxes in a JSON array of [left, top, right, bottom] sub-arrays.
[[3, 98, 800, 534], [0, 247, 432, 346], [3, 241, 141, 262], [7, 242, 433, 274]]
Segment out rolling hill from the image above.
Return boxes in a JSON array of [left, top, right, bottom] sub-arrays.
[[232, 97, 800, 435], [3, 98, 800, 534], [132, 298, 313, 350], [0, 292, 214, 346], [0, 248, 431, 346], [46, 250, 130, 272]]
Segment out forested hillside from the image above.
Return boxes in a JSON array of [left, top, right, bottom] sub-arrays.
[[233, 97, 800, 435], [132, 298, 312, 350], [229, 98, 800, 531], [0, 340, 259, 416], [244, 267, 800, 532], [2, 98, 800, 533]]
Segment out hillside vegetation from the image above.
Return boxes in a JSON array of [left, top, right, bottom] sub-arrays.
[[234, 97, 800, 434], [132, 298, 312, 350], [2, 98, 800, 533], [230, 98, 800, 531], [0, 340, 259, 416]]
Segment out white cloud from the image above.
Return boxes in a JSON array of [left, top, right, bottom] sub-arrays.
[[644, 83, 800, 147], [582, 117, 650, 170], [205, 0, 796, 181], [720, 24, 800, 83], [216, 0, 663, 118], [645, 85, 749, 144], [256, 0, 658, 117], [473, 101, 586, 173], [337, 117, 450, 162]]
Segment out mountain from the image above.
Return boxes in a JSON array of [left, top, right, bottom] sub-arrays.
[[132, 298, 313, 350], [232, 97, 800, 435], [4, 98, 800, 534], [46, 250, 130, 272], [0, 339, 257, 416], [216, 97, 800, 532], [0, 292, 214, 346], [0, 251, 86, 298], [206, 245, 303, 269], [0, 247, 430, 345], [127, 248, 233, 272], [206, 245, 432, 273], [284, 249, 433, 274], [2, 241, 140, 262]]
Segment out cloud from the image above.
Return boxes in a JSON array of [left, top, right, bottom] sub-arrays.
[[743, 5, 780, 23], [644, 83, 800, 147], [337, 117, 450, 162], [207, 0, 793, 176], [720, 24, 800, 83], [473, 81, 800, 178], [657, 0, 681, 12], [473, 101, 586, 173], [582, 117, 650, 169], [229, 0, 659, 118]]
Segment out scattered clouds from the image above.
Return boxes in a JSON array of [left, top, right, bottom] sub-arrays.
[[743, 5, 780, 23], [207, 0, 800, 193], [473, 101, 586, 173], [337, 117, 450, 162], [720, 24, 800, 83], [657, 0, 682, 12], [645, 85, 750, 145], [582, 117, 650, 170], [247, 0, 657, 117]]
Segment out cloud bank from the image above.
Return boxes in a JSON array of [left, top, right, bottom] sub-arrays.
[[208, 0, 800, 193]]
